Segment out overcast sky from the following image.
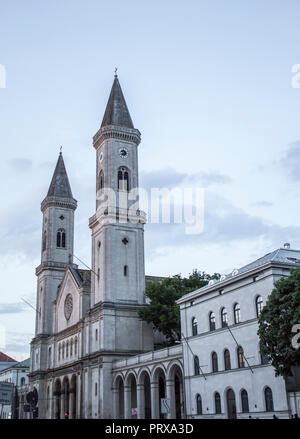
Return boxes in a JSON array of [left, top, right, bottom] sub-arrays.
[[1, 0, 300, 361]]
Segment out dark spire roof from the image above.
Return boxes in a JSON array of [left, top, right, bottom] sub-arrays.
[[101, 75, 134, 129], [47, 152, 74, 198]]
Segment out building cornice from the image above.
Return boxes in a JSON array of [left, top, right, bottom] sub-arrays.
[[41, 195, 77, 212], [177, 261, 295, 305], [93, 125, 141, 148]]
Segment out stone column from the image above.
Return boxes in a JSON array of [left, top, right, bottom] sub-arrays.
[[137, 384, 145, 419], [151, 382, 159, 419], [166, 379, 176, 419], [60, 392, 64, 419], [124, 385, 131, 419]]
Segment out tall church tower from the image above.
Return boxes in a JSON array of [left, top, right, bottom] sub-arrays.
[[89, 74, 147, 309], [89, 76, 153, 417], [35, 152, 77, 337]]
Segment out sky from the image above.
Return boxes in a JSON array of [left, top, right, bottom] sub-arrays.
[[1, 0, 300, 360]]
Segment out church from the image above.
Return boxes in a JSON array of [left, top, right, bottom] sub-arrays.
[[28, 75, 300, 419]]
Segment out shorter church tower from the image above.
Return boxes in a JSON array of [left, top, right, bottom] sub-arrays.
[[35, 152, 77, 338]]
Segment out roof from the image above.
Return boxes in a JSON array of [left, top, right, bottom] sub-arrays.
[[69, 266, 91, 287], [46, 152, 74, 199], [0, 352, 17, 362], [12, 358, 30, 368], [101, 75, 134, 129], [178, 247, 300, 303]]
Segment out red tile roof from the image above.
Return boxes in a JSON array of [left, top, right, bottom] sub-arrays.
[[0, 352, 17, 362]]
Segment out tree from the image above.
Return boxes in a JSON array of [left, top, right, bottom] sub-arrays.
[[257, 267, 300, 377], [139, 270, 220, 344]]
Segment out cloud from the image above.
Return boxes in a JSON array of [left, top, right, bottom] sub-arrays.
[[140, 168, 232, 191], [144, 190, 300, 258], [0, 302, 27, 314], [8, 158, 32, 172], [4, 332, 33, 360], [252, 201, 273, 207], [279, 141, 300, 180]]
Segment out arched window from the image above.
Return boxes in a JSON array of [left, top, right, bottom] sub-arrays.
[[124, 265, 128, 276], [75, 337, 78, 356], [212, 352, 218, 372], [221, 307, 228, 327], [66, 341, 69, 358], [196, 394, 202, 415], [237, 346, 245, 368], [70, 339, 73, 357], [209, 312, 216, 331], [20, 377, 25, 387], [256, 296, 263, 317], [58, 344, 61, 361], [118, 167, 130, 191], [62, 342, 65, 360], [264, 387, 274, 412], [226, 389, 237, 419], [224, 349, 231, 370], [48, 347, 51, 367], [42, 230, 47, 251], [98, 170, 104, 191], [241, 389, 249, 413], [194, 355, 200, 376], [215, 392, 221, 414], [57, 229, 66, 248], [234, 303, 241, 324], [192, 317, 198, 336]]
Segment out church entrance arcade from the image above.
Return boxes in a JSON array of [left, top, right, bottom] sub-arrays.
[[53, 374, 78, 419]]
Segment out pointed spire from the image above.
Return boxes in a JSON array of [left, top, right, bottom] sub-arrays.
[[47, 152, 74, 199], [101, 74, 134, 129]]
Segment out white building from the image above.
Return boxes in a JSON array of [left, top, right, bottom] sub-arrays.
[[0, 358, 30, 419], [178, 246, 300, 419]]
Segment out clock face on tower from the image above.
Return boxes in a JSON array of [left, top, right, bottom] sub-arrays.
[[119, 148, 128, 158]]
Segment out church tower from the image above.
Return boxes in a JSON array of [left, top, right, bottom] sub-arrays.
[[35, 152, 77, 337], [89, 74, 147, 308]]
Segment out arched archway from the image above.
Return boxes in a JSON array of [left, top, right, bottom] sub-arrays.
[[138, 370, 152, 419], [125, 373, 137, 419], [62, 377, 70, 418], [53, 379, 61, 419], [70, 374, 77, 419], [152, 367, 166, 419], [167, 363, 184, 419], [114, 375, 124, 419]]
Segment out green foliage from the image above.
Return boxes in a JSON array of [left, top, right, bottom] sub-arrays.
[[257, 268, 300, 377], [139, 270, 220, 344]]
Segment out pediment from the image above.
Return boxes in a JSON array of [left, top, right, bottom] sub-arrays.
[[55, 267, 81, 332]]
